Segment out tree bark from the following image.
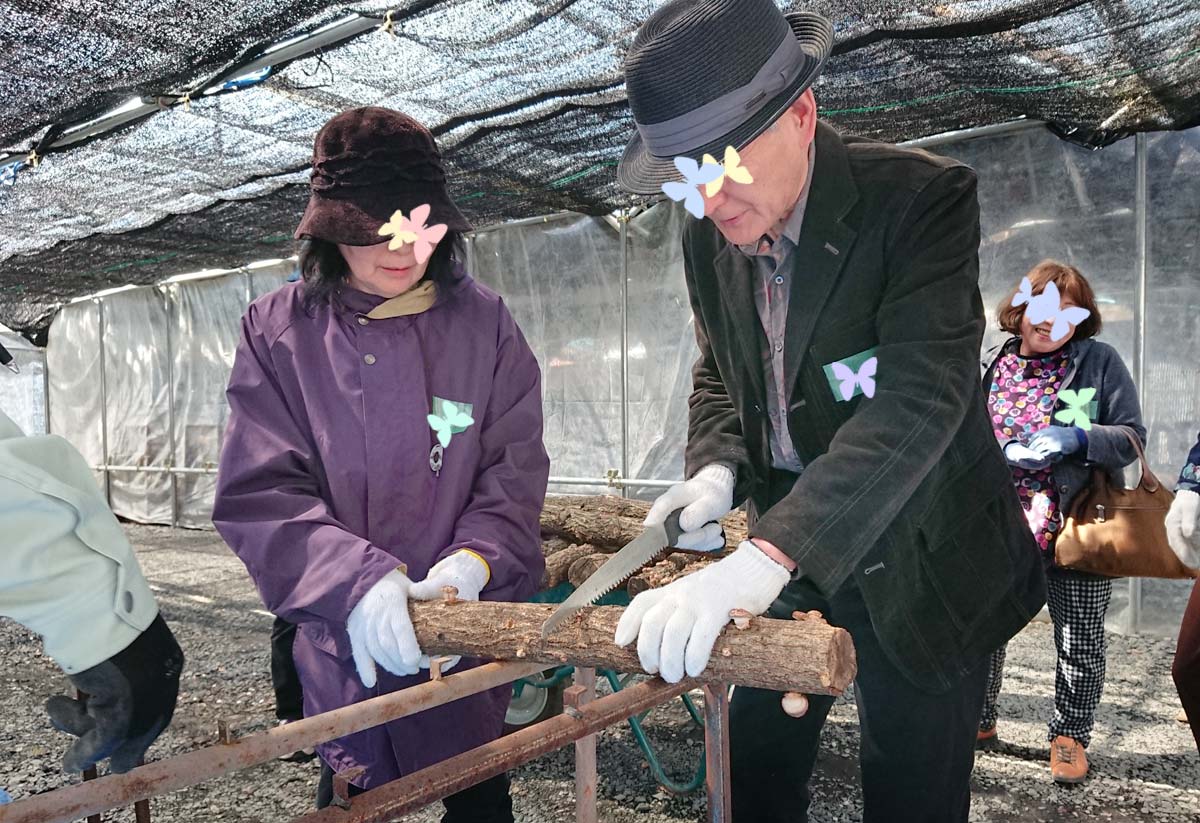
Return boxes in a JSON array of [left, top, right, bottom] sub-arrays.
[[411, 601, 856, 695], [626, 555, 715, 596], [567, 553, 614, 589], [541, 535, 573, 557], [540, 495, 747, 551], [541, 543, 598, 588]]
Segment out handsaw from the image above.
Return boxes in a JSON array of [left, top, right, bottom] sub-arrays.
[[541, 508, 690, 638]]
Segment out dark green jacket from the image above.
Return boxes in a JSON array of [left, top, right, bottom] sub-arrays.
[[681, 121, 1046, 692]]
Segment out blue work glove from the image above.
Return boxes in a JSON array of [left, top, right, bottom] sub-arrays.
[[1003, 442, 1051, 470], [1029, 426, 1087, 463]]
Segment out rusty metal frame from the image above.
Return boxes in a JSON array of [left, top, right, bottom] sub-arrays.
[[0, 661, 543, 823], [6, 667, 736, 823], [5, 660, 740, 823], [287, 675, 728, 823]]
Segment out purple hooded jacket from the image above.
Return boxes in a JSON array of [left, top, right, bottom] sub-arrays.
[[213, 267, 548, 788]]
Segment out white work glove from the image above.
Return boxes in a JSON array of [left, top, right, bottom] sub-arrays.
[[644, 464, 735, 552], [409, 550, 491, 674], [347, 569, 422, 688], [614, 541, 790, 683], [1166, 489, 1200, 568], [409, 550, 490, 601], [1004, 441, 1051, 471]]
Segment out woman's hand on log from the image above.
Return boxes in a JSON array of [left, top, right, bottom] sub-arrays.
[[410, 551, 490, 602], [409, 551, 490, 673], [614, 542, 791, 683], [347, 569, 423, 687]]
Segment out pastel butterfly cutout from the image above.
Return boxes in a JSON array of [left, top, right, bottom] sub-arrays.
[[377, 204, 448, 264], [427, 400, 475, 448], [1011, 276, 1035, 309], [831, 356, 878, 401], [701, 146, 754, 196], [661, 156, 725, 219], [1012, 278, 1091, 343], [1053, 387, 1095, 431]]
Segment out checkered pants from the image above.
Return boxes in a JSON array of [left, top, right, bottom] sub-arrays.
[[980, 569, 1113, 747]]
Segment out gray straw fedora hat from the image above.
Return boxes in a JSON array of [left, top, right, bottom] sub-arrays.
[[618, 0, 834, 195]]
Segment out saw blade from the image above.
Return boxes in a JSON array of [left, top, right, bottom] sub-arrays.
[[540, 509, 684, 638]]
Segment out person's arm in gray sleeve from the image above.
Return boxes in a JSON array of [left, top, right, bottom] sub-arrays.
[[0, 411, 183, 773]]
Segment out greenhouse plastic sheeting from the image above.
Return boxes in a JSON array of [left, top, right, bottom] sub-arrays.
[[3, 0, 1199, 334], [470, 209, 701, 499], [46, 260, 294, 526], [0, 324, 47, 435]]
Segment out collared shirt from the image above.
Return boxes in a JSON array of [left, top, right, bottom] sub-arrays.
[[736, 142, 816, 474]]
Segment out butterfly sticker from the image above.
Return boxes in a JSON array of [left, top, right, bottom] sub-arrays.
[[377, 204, 448, 264], [427, 397, 475, 448], [661, 156, 725, 219], [1011, 276, 1036, 310], [1012, 278, 1091, 343], [701, 146, 754, 197], [831, 356, 877, 401], [1053, 388, 1096, 431]]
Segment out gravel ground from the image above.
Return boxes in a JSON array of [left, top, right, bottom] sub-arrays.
[[1, 524, 1197, 822]]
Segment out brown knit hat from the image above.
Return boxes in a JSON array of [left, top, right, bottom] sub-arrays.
[[294, 107, 471, 245]]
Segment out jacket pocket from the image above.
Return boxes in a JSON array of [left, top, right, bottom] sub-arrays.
[[915, 450, 1022, 634], [803, 317, 879, 427]]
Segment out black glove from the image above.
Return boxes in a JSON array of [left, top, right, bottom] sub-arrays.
[[45, 614, 184, 773]]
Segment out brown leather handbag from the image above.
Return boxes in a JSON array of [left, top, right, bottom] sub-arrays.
[[1054, 427, 1199, 579]]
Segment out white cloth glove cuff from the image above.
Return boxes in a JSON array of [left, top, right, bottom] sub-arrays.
[[726, 542, 792, 606], [693, 463, 735, 492]]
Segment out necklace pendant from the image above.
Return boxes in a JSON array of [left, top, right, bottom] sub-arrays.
[[429, 443, 444, 476]]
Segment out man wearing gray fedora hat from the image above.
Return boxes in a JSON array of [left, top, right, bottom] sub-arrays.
[[614, 1, 1046, 820]]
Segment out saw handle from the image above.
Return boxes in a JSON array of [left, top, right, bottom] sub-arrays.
[[662, 507, 685, 547], [663, 507, 730, 556]]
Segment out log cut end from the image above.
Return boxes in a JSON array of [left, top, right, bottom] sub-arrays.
[[825, 627, 857, 693]]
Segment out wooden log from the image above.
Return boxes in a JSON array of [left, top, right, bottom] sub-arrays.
[[411, 600, 856, 694], [626, 555, 716, 596], [542, 543, 597, 588], [567, 553, 613, 589], [541, 535, 573, 557], [540, 495, 747, 551]]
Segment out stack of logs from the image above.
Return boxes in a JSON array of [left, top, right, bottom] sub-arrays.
[[538, 495, 746, 596]]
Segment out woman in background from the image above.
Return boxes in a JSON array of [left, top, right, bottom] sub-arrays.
[[978, 260, 1145, 784]]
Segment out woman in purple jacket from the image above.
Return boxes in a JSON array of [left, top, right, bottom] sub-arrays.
[[213, 108, 549, 820]]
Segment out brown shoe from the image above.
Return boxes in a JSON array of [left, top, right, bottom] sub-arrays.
[[1050, 736, 1089, 783], [976, 724, 999, 750]]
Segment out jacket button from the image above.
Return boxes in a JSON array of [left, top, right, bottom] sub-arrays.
[[774, 340, 783, 353], [357, 316, 369, 326], [1060, 484, 1068, 492], [364, 354, 377, 365]]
